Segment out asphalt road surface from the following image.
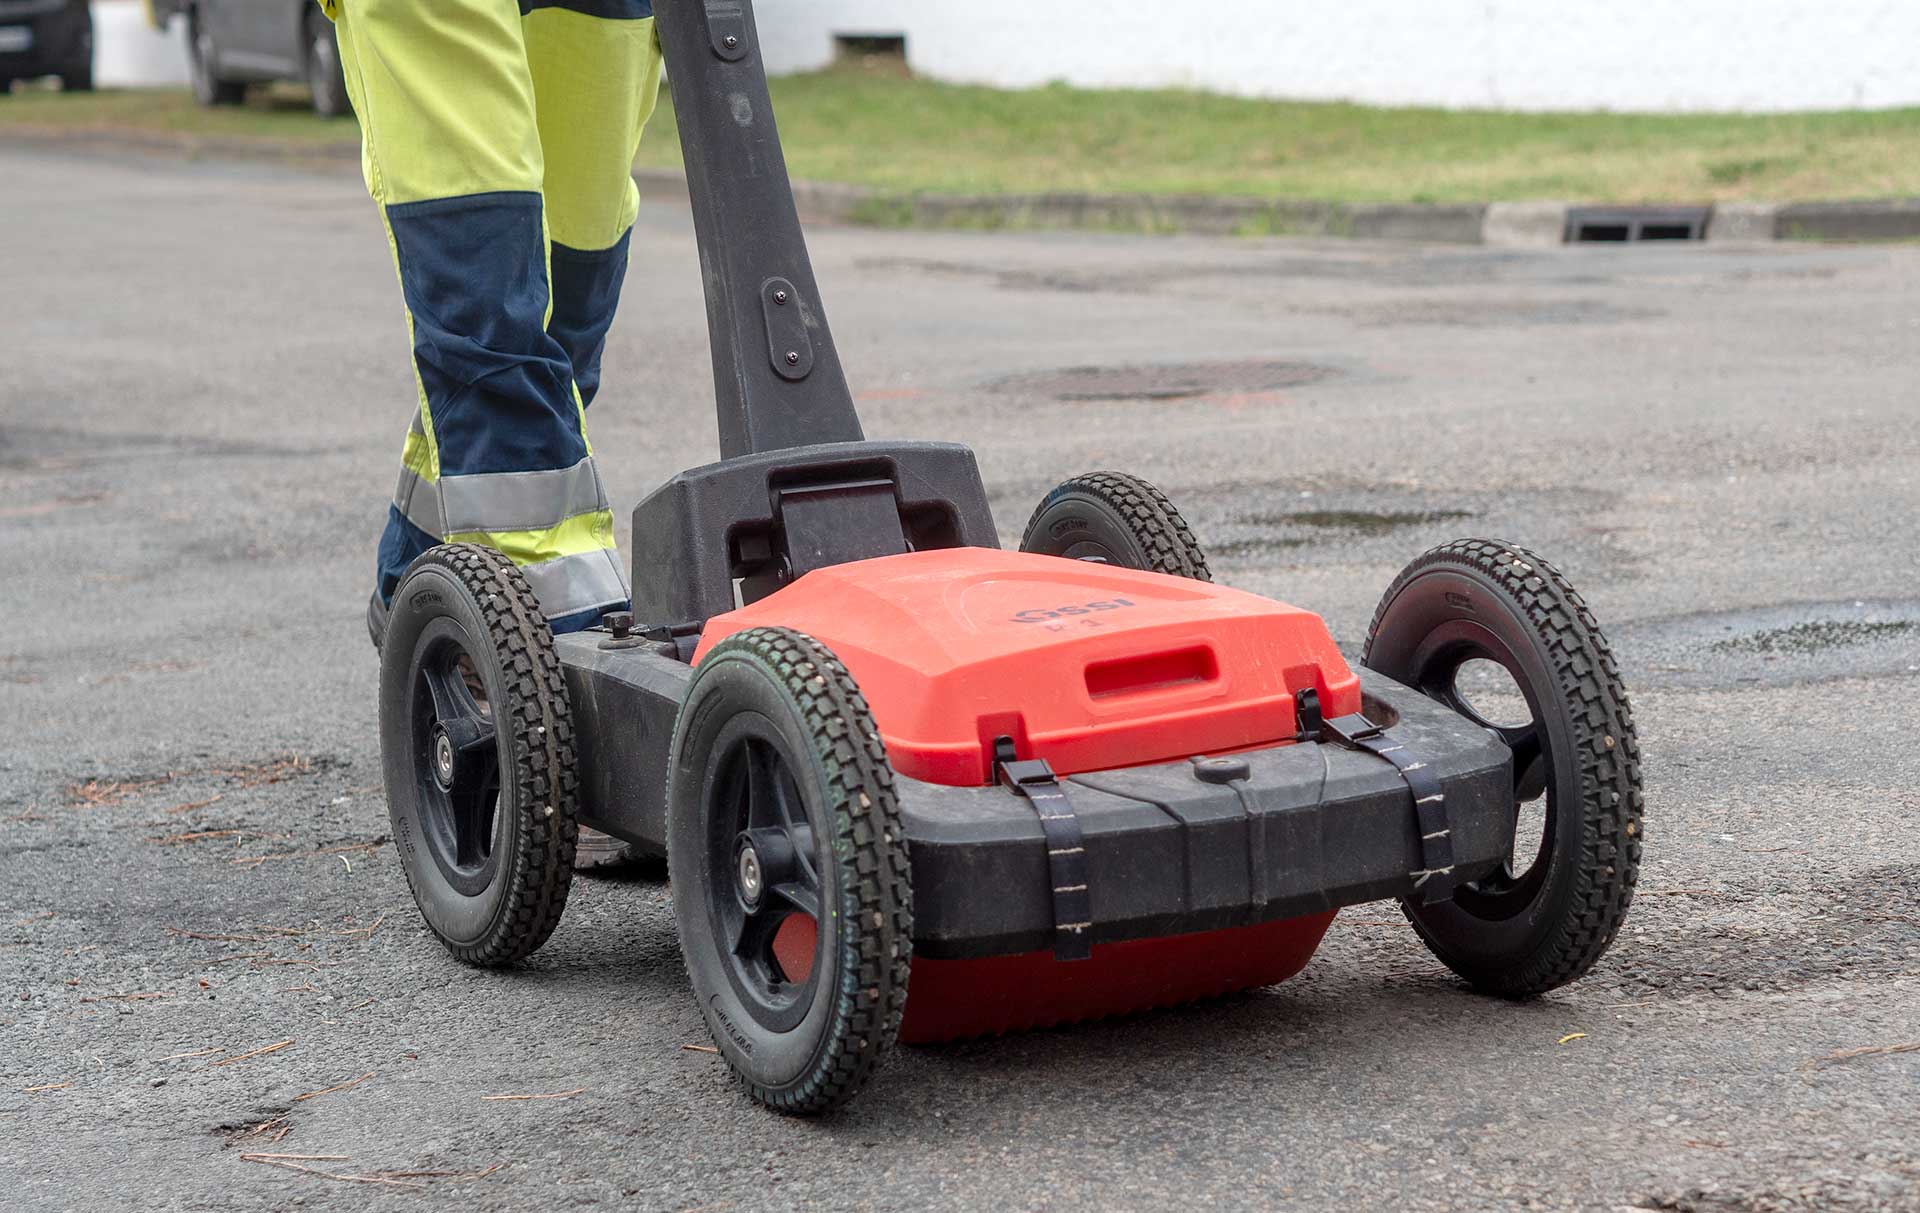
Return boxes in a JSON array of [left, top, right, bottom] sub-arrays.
[[3, 144, 1917, 1213]]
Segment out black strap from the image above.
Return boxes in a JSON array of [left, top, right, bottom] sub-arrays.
[[997, 752, 1093, 961], [1323, 713, 1456, 905]]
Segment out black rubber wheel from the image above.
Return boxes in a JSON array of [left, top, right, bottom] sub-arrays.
[[668, 627, 911, 1115], [1363, 538, 1641, 997], [187, 12, 245, 107], [379, 544, 578, 966], [60, 64, 93, 93], [305, 10, 349, 117], [1019, 471, 1212, 580]]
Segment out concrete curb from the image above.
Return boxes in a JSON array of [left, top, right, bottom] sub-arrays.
[[7, 127, 1918, 244], [0, 123, 359, 165], [643, 171, 1920, 246]]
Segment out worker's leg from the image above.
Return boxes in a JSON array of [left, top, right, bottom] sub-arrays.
[[518, 2, 665, 869], [522, 0, 665, 410], [335, 0, 627, 632]]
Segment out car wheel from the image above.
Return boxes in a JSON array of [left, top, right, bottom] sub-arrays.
[[305, 10, 349, 118], [187, 12, 245, 106]]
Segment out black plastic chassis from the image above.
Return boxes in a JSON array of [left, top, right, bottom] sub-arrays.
[[557, 633, 1513, 961]]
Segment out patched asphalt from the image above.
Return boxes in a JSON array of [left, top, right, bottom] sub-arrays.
[[2, 144, 1917, 1213]]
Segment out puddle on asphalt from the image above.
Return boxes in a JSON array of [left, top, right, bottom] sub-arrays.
[[1613, 600, 1920, 690], [1209, 536, 1313, 557], [1237, 508, 1474, 534], [1711, 619, 1917, 656], [990, 360, 1337, 403], [1209, 506, 1477, 558], [1309, 298, 1666, 329]]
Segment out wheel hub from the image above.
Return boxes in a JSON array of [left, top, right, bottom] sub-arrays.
[[431, 727, 455, 791], [735, 839, 764, 907]]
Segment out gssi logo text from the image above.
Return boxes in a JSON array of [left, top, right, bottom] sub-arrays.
[[1011, 597, 1136, 624]]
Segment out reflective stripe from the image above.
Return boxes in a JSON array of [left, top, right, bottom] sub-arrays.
[[518, 547, 629, 618], [438, 457, 608, 535], [445, 509, 626, 617], [445, 506, 615, 565], [393, 465, 444, 538]]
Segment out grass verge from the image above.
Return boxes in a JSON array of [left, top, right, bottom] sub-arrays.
[[5, 69, 1920, 203]]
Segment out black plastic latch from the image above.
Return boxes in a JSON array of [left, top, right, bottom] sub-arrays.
[[776, 477, 907, 579], [992, 736, 1092, 961], [1294, 687, 1324, 741]]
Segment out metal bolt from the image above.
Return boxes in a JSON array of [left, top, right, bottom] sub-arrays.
[[723, 34, 738, 48], [772, 289, 789, 305], [737, 844, 763, 905], [785, 350, 801, 365], [433, 730, 455, 788], [603, 610, 634, 639]]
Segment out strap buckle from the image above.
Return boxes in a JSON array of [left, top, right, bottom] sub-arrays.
[[1323, 712, 1384, 745], [997, 757, 1059, 789]]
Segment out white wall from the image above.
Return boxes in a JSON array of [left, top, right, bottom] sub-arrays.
[[756, 0, 1920, 112], [92, 0, 188, 88]]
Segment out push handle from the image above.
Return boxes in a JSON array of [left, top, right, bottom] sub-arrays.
[[654, 0, 865, 458]]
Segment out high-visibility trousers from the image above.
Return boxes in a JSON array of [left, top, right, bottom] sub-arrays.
[[329, 0, 664, 632]]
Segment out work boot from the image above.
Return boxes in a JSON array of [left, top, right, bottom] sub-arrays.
[[573, 827, 641, 872], [372, 584, 632, 869], [367, 589, 388, 653]]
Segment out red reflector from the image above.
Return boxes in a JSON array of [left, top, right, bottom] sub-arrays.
[[898, 912, 1336, 1044], [772, 913, 817, 985]]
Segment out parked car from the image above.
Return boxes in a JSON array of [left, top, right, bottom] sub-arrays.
[[0, 0, 92, 92], [151, 0, 348, 116]]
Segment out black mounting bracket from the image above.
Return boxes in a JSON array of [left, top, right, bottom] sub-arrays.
[[627, 441, 999, 633]]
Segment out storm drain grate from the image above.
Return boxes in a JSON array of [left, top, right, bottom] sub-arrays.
[[1564, 206, 1711, 243], [991, 360, 1335, 402]]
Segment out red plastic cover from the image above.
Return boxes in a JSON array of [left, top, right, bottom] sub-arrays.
[[695, 548, 1361, 785]]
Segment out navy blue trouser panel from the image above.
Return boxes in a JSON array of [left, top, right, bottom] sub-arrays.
[[385, 190, 585, 478], [519, 0, 653, 17], [375, 503, 441, 608], [549, 232, 632, 410]]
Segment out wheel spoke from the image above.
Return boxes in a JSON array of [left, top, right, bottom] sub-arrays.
[[421, 661, 467, 727], [730, 904, 783, 963], [745, 742, 785, 831], [424, 657, 491, 735], [450, 777, 495, 866], [450, 717, 496, 761], [725, 903, 753, 957], [1500, 724, 1548, 802], [787, 821, 818, 888], [771, 878, 820, 920]]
